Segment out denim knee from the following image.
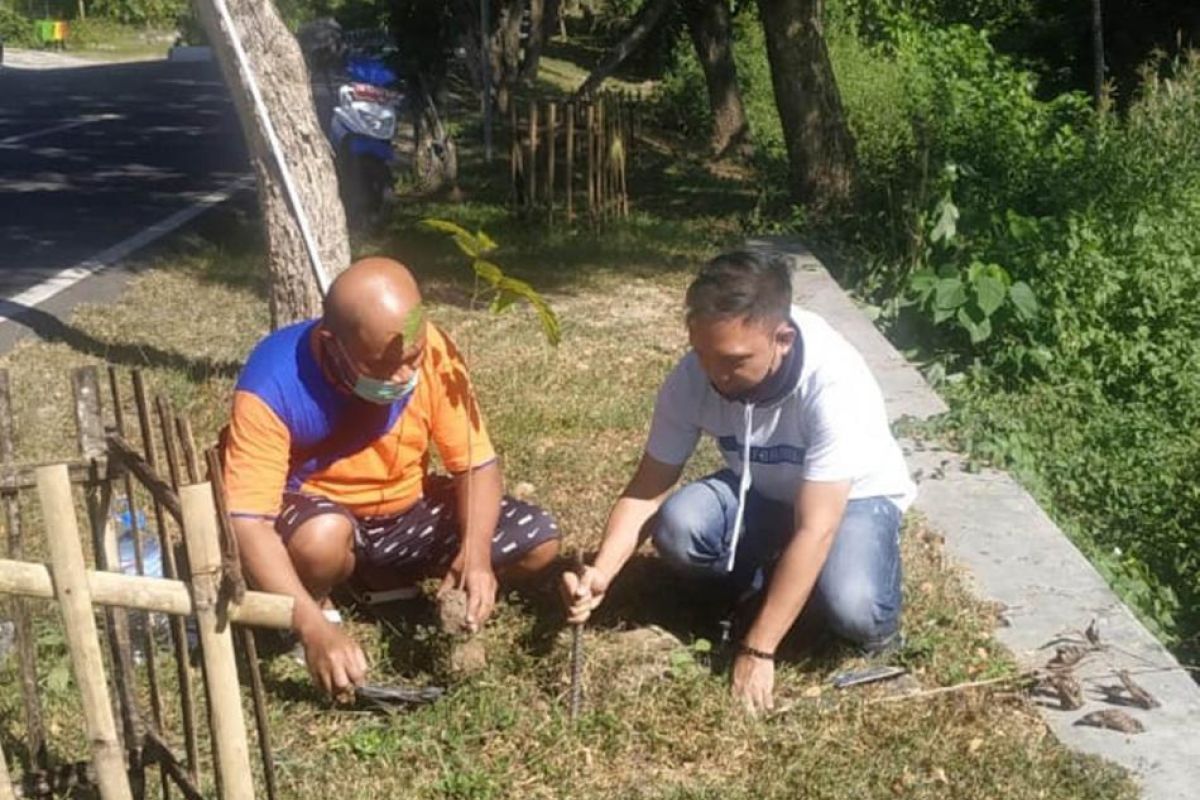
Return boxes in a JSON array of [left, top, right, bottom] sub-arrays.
[[652, 488, 728, 577], [823, 578, 899, 649]]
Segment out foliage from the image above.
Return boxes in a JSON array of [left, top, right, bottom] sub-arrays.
[[814, 11, 1200, 653], [88, 0, 185, 27], [0, 6, 34, 46], [419, 219, 562, 346]]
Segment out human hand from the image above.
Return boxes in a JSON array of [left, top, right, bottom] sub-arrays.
[[299, 616, 368, 699], [439, 563, 498, 633], [560, 565, 610, 625], [731, 651, 775, 715]]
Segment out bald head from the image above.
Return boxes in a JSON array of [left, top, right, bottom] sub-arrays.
[[322, 257, 426, 372]]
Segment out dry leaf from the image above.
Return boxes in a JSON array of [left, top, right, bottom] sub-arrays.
[[1085, 618, 1102, 646], [803, 685, 823, 698], [1118, 670, 1160, 710], [1047, 644, 1091, 670], [967, 737, 984, 754], [1075, 709, 1145, 734]]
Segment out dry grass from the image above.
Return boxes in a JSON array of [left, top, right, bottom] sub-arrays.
[[0, 188, 1135, 798]]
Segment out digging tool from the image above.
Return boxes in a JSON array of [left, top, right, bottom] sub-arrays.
[[568, 553, 587, 722]]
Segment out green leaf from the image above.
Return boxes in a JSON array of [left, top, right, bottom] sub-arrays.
[[934, 277, 967, 310], [496, 276, 561, 346], [974, 274, 1006, 316], [691, 638, 713, 654], [472, 259, 504, 287], [957, 306, 992, 343], [1009, 281, 1038, 320], [930, 196, 959, 244], [421, 218, 488, 259]]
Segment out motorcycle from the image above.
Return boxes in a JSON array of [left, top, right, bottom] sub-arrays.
[[330, 54, 404, 224]]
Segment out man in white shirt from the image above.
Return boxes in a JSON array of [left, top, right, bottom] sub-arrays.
[[562, 250, 915, 714]]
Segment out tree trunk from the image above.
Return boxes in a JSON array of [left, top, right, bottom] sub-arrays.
[[681, 0, 750, 156], [488, 0, 525, 113], [574, 0, 674, 99], [191, 0, 350, 328], [1091, 0, 1105, 109], [520, 0, 546, 81], [756, 0, 855, 213]]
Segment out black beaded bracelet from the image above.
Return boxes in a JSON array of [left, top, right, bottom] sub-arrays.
[[737, 642, 776, 661]]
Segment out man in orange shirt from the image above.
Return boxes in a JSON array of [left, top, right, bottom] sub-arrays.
[[223, 257, 560, 697]]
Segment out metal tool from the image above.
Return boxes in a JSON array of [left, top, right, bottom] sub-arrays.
[[830, 665, 908, 689], [355, 683, 444, 712], [568, 553, 586, 721]]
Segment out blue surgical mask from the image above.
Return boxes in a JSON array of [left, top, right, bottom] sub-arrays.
[[352, 369, 419, 405]]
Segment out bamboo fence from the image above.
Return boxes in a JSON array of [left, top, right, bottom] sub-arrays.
[[509, 92, 638, 225], [0, 366, 293, 800]]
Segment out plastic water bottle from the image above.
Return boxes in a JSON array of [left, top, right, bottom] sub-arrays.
[[112, 499, 163, 579]]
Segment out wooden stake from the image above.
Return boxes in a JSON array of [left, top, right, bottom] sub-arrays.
[[586, 103, 595, 217], [527, 99, 539, 209], [114, 367, 201, 785], [73, 369, 145, 797], [565, 102, 575, 223], [0, 558, 292, 628], [0, 739, 14, 800], [0, 371, 46, 774], [205, 447, 279, 800], [546, 101, 557, 221], [180, 482, 255, 800], [37, 464, 133, 800], [510, 102, 520, 209]]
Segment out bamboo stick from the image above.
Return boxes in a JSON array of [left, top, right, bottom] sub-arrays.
[[116, 368, 200, 786], [204, 447, 277, 800], [175, 415, 200, 488], [180, 483, 255, 800], [37, 464, 133, 800], [141, 731, 206, 800], [0, 740, 14, 800], [0, 558, 293, 627], [527, 99, 539, 209], [74, 371, 143, 791], [586, 103, 595, 217], [509, 102, 519, 208], [546, 101, 557, 221], [0, 370, 46, 774], [566, 102, 575, 223]]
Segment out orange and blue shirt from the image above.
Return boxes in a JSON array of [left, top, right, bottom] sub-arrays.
[[222, 320, 495, 520]]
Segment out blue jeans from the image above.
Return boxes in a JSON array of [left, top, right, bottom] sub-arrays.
[[651, 470, 903, 650]]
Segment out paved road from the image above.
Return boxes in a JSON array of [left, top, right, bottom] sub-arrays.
[[0, 55, 250, 343]]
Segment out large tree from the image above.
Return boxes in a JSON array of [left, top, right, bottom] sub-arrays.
[[681, 0, 750, 156], [757, 0, 856, 212], [192, 0, 349, 327]]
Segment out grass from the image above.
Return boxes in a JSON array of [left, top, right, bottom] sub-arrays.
[[0, 64, 1136, 799]]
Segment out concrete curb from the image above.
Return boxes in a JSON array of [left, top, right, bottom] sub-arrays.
[[752, 235, 1200, 799]]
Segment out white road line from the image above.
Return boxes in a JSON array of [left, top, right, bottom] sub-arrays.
[[0, 113, 123, 146], [1, 174, 254, 315]]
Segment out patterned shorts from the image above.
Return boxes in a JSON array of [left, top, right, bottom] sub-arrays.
[[274, 477, 559, 580]]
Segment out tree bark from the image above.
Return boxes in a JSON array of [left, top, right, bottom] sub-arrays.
[[681, 0, 750, 156], [520, 0, 546, 81], [191, 0, 350, 328], [756, 0, 855, 213], [574, 0, 675, 99]]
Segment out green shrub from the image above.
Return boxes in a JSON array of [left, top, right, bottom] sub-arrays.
[[0, 7, 35, 46], [823, 18, 1200, 654]]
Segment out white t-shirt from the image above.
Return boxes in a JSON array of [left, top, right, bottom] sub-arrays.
[[646, 307, 916, 511]]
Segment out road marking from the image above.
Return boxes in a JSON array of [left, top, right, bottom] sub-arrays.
[[0, 113, 122, 146], [1, 174, 254, 316]]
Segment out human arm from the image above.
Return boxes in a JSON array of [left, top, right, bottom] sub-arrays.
[[438, 459, 503, 631], [561, 453, 684, 622], [232, 516, 368, 697], [731, 479, 851, 714]]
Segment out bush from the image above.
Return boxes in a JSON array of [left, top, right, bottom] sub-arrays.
[[0, 7, 35, 46], [88, 0, 186, 28], [819, 16, 1200, 654]]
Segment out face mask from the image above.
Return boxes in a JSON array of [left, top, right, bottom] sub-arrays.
[[351, 368, 419, 405]]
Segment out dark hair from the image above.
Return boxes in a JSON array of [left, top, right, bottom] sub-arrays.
[[685, 250, 792, 325]]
